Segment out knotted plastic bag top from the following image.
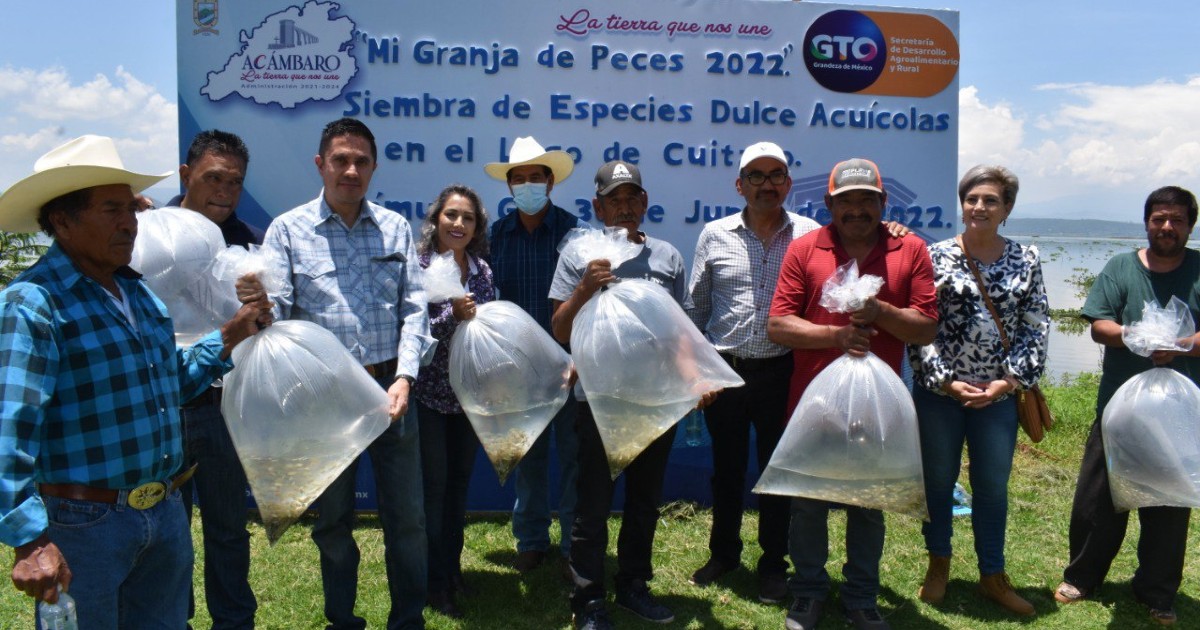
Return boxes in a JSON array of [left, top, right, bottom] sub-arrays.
[[571, 279, 743, 478], [423, 251, 468, 303], [819, 259, 884, 314], [449, 301, 572, 483], [755, 352, 927, 519], [130, 207, 241, 345], [557, 227, 643, 272], [210, 243, 291, 300], [1121, 296, 1196, 357], [221, 320, 391, 543], [1102, 367, 1200, 511]]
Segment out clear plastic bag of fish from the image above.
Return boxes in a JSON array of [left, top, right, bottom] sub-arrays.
[[755, 352, 927, 520], [1102, 367, 1200, 510], [422, 251, 468, 303], [221, 320, 391, 543], [448, 301, 572, 483], [1121, 297, 1196, 357], [571, 279, 744, 479], [131, 207, 241, 346], [210, 243, 291, 300], [557, 227, 643, 272], [819, 259, 884, 313]]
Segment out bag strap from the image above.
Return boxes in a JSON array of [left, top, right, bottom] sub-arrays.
[[956, 235, 1011, 352]]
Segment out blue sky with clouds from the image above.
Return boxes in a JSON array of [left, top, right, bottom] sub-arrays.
[[1, 0, 1198, 221]]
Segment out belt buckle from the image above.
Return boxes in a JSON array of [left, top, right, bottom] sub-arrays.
[[127, 481, 166, 510]]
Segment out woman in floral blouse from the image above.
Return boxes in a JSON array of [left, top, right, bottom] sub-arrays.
[[413, 184, 496, 618], [909, 165, 1049, 616]]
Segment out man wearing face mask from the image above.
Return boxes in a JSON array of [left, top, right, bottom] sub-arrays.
[[485, 136, 587, 581]]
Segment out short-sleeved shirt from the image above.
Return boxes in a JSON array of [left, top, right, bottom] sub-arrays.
[[1082, 249, 1200, 417], [489, 203, 586, 333], [769, 224, 937, 414], [686, 210, 819, 359], [549, 234, 687, 399]]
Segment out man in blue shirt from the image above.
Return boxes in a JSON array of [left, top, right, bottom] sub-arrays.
[[485, 136, 585, 579], [264, 118, 434, 630], [168, 129, 262, 629], [0, 135, 268, 629]]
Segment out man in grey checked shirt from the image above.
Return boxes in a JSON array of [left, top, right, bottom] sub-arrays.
[[263, 118, 434, 630], [685, 142, 818, 605]]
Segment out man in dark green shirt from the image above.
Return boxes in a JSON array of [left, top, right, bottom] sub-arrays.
[[1056, 185, 1200, 627]]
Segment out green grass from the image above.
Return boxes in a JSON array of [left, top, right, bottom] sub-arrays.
[[3, 373, 1199, 628]]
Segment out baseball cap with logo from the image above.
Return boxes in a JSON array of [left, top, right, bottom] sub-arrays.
[[594, 160, 644, 196], [739, 142, 789, 171], [828, 158, 884, 196]]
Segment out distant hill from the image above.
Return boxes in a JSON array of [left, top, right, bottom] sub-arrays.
[[1001, 218, 1142, 238]]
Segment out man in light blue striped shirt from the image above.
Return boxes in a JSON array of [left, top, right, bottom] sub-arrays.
[[264, 118, 434, 630]]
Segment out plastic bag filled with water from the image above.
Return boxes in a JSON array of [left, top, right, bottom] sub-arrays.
[[130, 207, 241, 346], [557, 227, 643, 272], [449, 300, 572, 483], [210, 243, 291, 301], [755, 352, 927, 520], [423, 251, 468, 303], [572, 279, 744, 479], [221, 320, 391, 543], [1121, 296, 1196, 357], [1102, 367, 1200, 511]]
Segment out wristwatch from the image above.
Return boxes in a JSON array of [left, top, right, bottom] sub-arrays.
[[397, 374, 415, 385]]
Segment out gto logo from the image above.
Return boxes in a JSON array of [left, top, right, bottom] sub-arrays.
[[809, 34, 879, 62]]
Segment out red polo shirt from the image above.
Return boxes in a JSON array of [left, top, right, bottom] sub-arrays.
[[768, 224, 937, 416]]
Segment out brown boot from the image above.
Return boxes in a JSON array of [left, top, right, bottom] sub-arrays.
[[918, 554, 951, 604], [979, 572, 1035, 616]]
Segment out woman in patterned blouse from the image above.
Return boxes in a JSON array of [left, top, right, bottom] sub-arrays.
[[413, 184, 496, 618], [909, 165, 1050, 616]]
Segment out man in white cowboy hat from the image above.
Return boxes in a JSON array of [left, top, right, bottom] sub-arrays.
[[0, 134, 270, 628], [485, 136, 587, 578]]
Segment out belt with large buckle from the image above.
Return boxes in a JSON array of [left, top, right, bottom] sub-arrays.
[[38, 464, 198, 511], [364, 357, 398, 379]]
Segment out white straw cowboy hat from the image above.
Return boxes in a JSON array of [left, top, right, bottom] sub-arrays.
[[0, 135, 172, 233], [484, 136, 574, 183]]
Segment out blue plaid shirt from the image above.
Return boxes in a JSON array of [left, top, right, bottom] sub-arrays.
[[265, 193, 433, 377], [0, 243, 230, 547], [489, 203, 586, 332]]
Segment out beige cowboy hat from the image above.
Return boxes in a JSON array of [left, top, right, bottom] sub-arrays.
[[0, 135, 172, 233], [484, 136, 574, 183]]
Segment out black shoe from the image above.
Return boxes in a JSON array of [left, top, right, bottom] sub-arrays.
[[616, 581, 675, 624], [844, 607, 892, 630], [785, 597, 824, 630], [426, 590, 463, 619], [690, 558, 734, 586], [573, 599, 614, 630], [513, 550, 546, 573], [450, 573, 476, 598], [758, 573, 788, 604]]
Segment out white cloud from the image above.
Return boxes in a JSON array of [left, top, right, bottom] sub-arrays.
[[0, 65, 178, 192], [957, 85, 1025, 170]]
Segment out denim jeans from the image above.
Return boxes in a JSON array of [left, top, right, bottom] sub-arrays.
[[43, 489, 192, 630], [914, 385, 1018, 575], [417, 401, 479, 593], [312, 393, 427, 630], [788, 498, 885, 611], [512, 390, 578, 556], [181, 398, 256, 629]]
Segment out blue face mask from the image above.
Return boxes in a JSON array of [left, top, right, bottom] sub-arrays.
[[511, 182, 549, 215]]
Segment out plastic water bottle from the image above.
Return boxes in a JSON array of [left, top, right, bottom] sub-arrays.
[[38, 586, 78, 630], [684, 410, 705, 447], [952, 482, 973, 517]]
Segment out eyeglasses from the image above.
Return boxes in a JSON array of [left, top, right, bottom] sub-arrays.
[[742, 170, 788, 186]]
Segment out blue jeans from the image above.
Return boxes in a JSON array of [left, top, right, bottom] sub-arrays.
[[914, 385, 1017, 575], [512, 390, 578, 556], [43, 489, 192, 629], [312, 397, 426, 630], [788, 498, 885, 611], [181, 398, 256, 629], [417, 401, 479, 593]]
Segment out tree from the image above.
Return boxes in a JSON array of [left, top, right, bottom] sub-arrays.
[[0, 232, 47, 288]]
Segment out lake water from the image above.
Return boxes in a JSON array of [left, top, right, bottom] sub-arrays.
[[1010, 236, 1143, 378]]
